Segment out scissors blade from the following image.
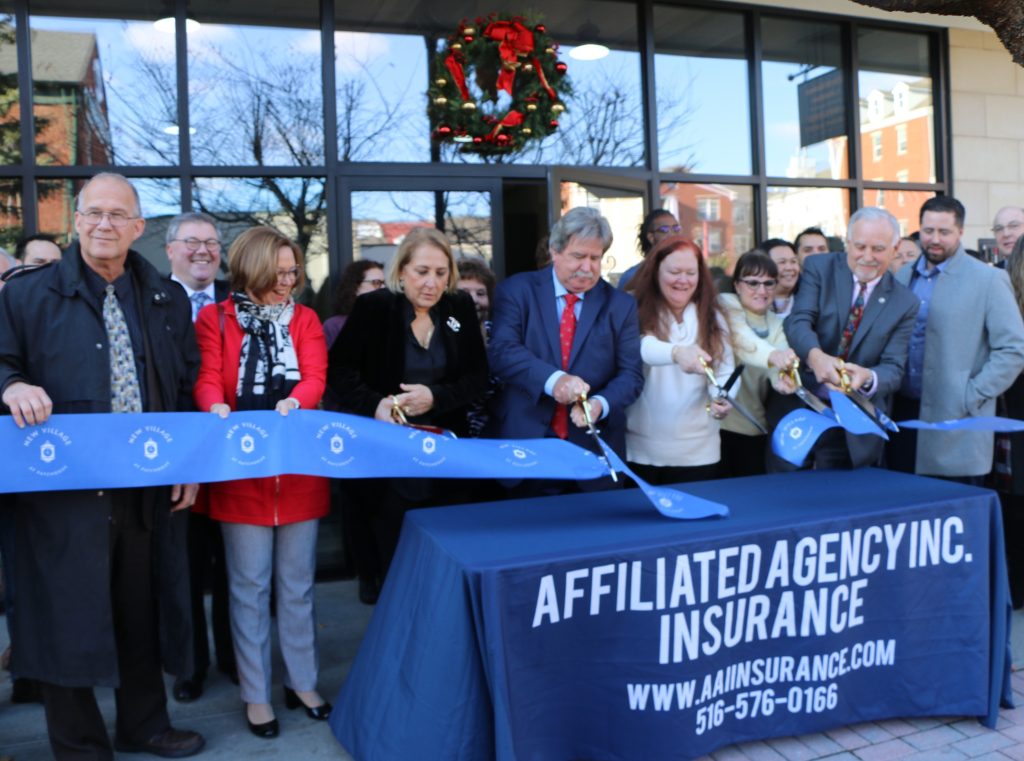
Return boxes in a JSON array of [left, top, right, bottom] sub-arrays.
[[721, 364, 745, 394], [794, 385, 832, 416], [844, 390, 899, 434], [580, 396, 617, 482]]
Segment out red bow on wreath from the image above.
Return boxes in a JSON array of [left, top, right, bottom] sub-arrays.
[[484, 20, 535, 94]]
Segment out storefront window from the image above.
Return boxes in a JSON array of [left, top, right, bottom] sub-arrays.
[[766, 185, 849, 244], [29, 4, 176, 166], [0, 177, 21, 250], [189, 4, 323, 167], [0, 5, 20, 166], [858, 27, 934, 183], [762, 17, 848, 181], [653, 5, 750, 175], [661, 182, 753, 270], [863, 187, 933, 236]]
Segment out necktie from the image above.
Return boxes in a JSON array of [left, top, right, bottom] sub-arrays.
[[191, 290, 211, 321], [104, 284, 143, 413], [551, 293, 579, 439], [837, 281, 867, 360]]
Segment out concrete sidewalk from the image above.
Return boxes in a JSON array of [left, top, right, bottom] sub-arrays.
[[3, 580, 1024, 761]]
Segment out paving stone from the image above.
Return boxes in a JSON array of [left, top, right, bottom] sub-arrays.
[[795, 731, 844, 756], [881, 717, 928, 736], [902, 725, 970, 750], [950, 719, 993, 738], [849, 722, 895, 744], [765, 737, 815, 761], [709, 747, 749, 761], [901, 749, 969, 761], [951, 731, 1015, 757], [998, 743, 1024, 760], [852, 737, 917, 760], [732, 740, 786, 760], [825, 726, 872, 751]]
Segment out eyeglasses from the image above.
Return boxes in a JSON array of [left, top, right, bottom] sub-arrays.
[[78, 210, 139, 228], [738, 278, 777, 290], [654, 224, 682, 234], [171, 237, 222, 253], [276, 268, 300, 281], [992, 221, 1023, 235], [361, 278, 385, 288]]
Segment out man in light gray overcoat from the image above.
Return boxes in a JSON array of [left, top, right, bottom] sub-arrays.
[[889, 196, 1024, 481]]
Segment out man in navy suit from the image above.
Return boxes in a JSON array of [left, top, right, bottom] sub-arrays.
[[488, 207, 643, 487], [164, 211, 235, 702]]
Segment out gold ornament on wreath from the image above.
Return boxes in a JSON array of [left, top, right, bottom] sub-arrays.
[[428, 14, 572, 152]]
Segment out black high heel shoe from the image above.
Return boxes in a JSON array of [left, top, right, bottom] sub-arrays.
[[283, 686, 332, 720], [244, 706, 279, 739]]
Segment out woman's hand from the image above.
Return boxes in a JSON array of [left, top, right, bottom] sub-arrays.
[[210, 403, 230, 419], [707, 398, 732, 420], [768, 348, 798, 371], [672, 344, 712, 374], [394, 384, 434, 417], [275, 397, 300, 416], [374, 396, 396, 423]]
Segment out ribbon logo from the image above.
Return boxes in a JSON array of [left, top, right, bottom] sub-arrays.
[[40, 440, 55, 463], [143, 438, 159, 460], [240, 434, 255, 454]]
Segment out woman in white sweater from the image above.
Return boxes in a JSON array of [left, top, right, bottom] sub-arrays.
[[718, 251, 797, 477], [625, 237, 736, 485]]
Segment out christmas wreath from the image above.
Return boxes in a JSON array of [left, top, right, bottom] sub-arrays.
[[428, 15, 572, 152]]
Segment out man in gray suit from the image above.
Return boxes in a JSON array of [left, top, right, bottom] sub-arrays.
[[888, 196, 1024, 483], [782, 207, 920, 469]]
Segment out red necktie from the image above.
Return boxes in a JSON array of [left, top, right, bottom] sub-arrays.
[[837, 282, 867, 360], [551, 293, 579, 439]]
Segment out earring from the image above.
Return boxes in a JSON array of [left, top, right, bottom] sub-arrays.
[[398, 279, 405, 291]]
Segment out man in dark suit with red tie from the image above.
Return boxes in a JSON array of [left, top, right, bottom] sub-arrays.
[[488, 207, 643, 489], [781, 206, 920, 469]]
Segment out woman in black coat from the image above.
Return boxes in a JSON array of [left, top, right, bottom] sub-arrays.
[[328, 228, 488, 574]]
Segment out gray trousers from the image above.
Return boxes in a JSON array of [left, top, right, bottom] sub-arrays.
[[221, 519, 320, 704]]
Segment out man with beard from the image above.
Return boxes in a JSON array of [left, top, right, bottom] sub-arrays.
[[888, 196, 1024, 482]]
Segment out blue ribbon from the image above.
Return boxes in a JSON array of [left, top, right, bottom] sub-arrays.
[[828, 390, 890, 440], [897, 416, 1024, 432], [1, 410, 727, 520], [772, 408, 842, 466]]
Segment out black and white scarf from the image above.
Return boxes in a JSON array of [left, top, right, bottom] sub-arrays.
[[233, 292, 300, 410]]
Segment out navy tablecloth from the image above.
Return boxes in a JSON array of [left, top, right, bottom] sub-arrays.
[[330, 469, 1012, 761]]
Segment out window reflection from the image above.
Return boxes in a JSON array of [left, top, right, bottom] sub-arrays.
[[0, 7, 20, 166], [858, 28, 934, 183], [188, 18, 323, 166], [350, 190, 493, 270], [762, 17, 848, 180], [192, 177, 327, 292], [766, 186, 849, 244], [29, 11, 176, 166], [36, 177, 180, 268], [863, 188, 933, 236], [560, 180, 644, 280], [660, 182, 753, 271], [0, 178, 21, 252], [653, 6, 750, 175]]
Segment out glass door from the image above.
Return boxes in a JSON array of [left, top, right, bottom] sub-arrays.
[[547, 167, 648, 285]]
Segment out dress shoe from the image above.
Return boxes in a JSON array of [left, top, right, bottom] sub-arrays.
[[172, 675, 204, 703], [245, 705, 279, 739], [217, 662, 240, 685], [113, 727, 205, 758], [358, 575, 380, 605], [283, 686, 332, 720]]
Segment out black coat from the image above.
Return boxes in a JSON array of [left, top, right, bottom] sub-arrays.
[[0, 242, 199, 686], [327, 288, 487, 437]]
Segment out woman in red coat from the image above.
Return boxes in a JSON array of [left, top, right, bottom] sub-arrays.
[[194, 226, 330, 739]]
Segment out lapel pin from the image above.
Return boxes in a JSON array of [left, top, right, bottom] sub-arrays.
[[446, 316, 461, 332]]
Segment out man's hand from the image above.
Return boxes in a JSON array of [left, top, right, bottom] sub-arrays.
[[671, 345, 712, 374], [841, 362, 873, 391], [807, 348, 843, 388], [570, 397, 603, 429], [553, 374, 590, 405], [394, 384, 435, 417], [2, 381, 53, 428], [170, 483, 199, 512]]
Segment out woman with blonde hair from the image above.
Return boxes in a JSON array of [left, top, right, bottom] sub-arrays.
[[194, 226, 330, 738], [328, 227, 487, 574]]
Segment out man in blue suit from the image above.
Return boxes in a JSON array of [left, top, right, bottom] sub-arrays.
[[488, 207, 643, 488]]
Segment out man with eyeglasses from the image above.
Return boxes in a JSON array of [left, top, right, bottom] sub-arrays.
[[887, 196, 1024, 483], [780, 207, 920, 470], [166, 212, 227, 321], [992, 206, 1024, 262], [0, 173, 205, 759], [164, 212, 237, 705]]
